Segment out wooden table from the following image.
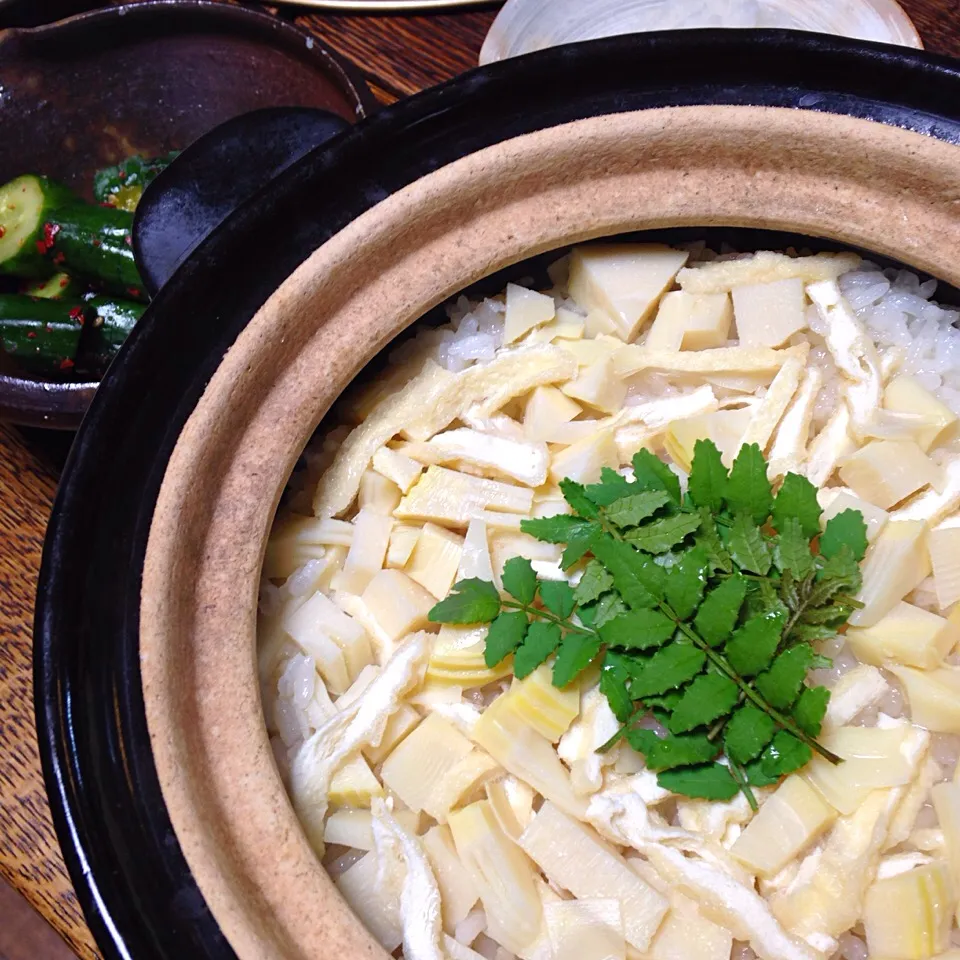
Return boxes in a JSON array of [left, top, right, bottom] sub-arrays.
[[0, 1, 958, 956]]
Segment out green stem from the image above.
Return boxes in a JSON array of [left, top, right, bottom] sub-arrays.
[[725, 751, 759, 811], [501, 599, 597, 638]]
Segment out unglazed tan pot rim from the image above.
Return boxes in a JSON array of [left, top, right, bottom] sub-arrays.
[[141, 104, 960, 960]]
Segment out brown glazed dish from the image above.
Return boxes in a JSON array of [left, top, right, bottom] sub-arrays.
[[0, 0, 373, 428], [35, 28, 960, 960]]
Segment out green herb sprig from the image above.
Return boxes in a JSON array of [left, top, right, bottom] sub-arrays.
[[429, 440, 869, 808]]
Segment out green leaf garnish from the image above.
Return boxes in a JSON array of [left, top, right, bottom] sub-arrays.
[[820, 508, 869, 562], [514, 621, 562, 678], [427, 441, 860, 806], [501, 556, 538, 605], [687, 438, 729, 512], [726, 443, 774, 525], [773, 472, 822, 538], [428, 577, 501, 624]]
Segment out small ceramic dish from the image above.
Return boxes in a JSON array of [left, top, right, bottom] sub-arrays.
[[0, 0, 374, 429], [36, 28, 960, 960]]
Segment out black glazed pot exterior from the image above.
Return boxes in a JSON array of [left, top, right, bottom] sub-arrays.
[[35, 29, 960, 960]]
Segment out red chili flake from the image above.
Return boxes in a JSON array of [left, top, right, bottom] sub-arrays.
[[45, 324, 52, 332], [119, 170, 127, 180], [124, 234, 133, 247], [35, 221, 60, 255], [128, 287, 141, 298], [26, 332, 36, 340], [69, 306, 85, 324], [59, 277, 69, 288], [92, 238, 101, 248], [53, 252, 66, 266], [0, 226, 6, 238], [59, 357, 74, 371]]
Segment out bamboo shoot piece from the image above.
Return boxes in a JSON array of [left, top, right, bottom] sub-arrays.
[[395, 465, 534, 526], [523, 385, 583, 443], [889, 665, 960, 734], [485, 775, 535, 842], [547, 430, 619, 485], [803, 725, 916, 815], [386, 524, 421, 569], [363, 703, 420, 765], [331, 508, 393, 594], [381, 713, 474, 813], [328, 754, 383, 808], [504, 282, 555, 344], [884, 375, 958, 452], [421, 824, 480, 932], [931, 782, 960, 903], [518, 801, 669, 952], [848, 600, 959, 669], [360, 569, 437, 644], [448, 800, 543, 955], [500, 663, 580, 742], [323, 807, 419, 850], [568, 243, 689, 342], [471, 694, 587, 819], [372, 445, 423, 493], [664, 407, 753, 471], [358, 470, 401, 515], [645, 290, 732, 351], [850, 520, 930, 627], [731, 277, 807, 347], [335, 852, 403, 952], [863, 862, 955, 960], [544, 899, 626, 960], [561, 355, 627, 414], [646, 892, 734, 960], [929, 523, 960, 612], [731, 775, 836, 877], [839, 439, 941, 510], [404, 522, 465, 600]]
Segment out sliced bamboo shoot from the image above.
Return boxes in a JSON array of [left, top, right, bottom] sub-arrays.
[[731, 775, 836, 877], [803, 725, 915, 815], [328, 754, 384, 808], [425, 750, 502, 822], [448, 800, 543, 954], [863, 862, 954, 960], [395, 465, 534, 526], [846, 601, 958, 669], [386, 524, 421, 569], [929, 523, 960, 612], [884, 374, 958, 452], [889, 665, 960, 734], [548, 430, 619, 485], [404, 428, 550, 487], [732, 277, 807, 348], [664, 407, 753, 471], [422, 824, 480, 932], [568, 243, 689, 341], [358, 470, 401, 515], [360, 569, 437, 643], [335, 851, 403, 952], [523, 385, 582, 443], [504, 282, 555, 344], [323, 807, 419, 850], [501, 663, 580, 741], [471, 694, 587, 819], [363, 703, 420, 765], [645, 289, 732, 351], [458, 519, 494, 583], [646, 892, 733, 960], [518, 801, 669, 952], [372, 445, 423, 493], [381, 713, 474, 814], [405, 522, 465, 600], [931, 782, 960, 895], [839, 439, 941, 510], [331, 509, 392, 594], [850, 520, 930, 627], [561, 355, 628, 414], [543, 898, 626, 960]]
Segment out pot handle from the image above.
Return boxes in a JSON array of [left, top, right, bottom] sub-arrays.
[[133, 106, 350, 296]]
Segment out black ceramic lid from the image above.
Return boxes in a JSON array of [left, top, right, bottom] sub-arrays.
[[35, 29, 960, 960]]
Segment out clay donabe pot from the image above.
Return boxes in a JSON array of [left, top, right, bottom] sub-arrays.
[[35, 28, 960, 960]]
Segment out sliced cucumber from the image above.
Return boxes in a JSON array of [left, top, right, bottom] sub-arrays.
[[0, 175, 75, 278], [22, 272, 82, 300], [76, 296, 145, 375], [0, 293, 85, 374]]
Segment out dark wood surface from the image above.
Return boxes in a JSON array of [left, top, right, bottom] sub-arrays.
[[0, 1, 956, 957]]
